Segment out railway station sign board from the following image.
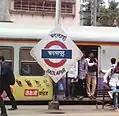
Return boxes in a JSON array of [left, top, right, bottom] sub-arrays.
[[30, 26, 83, 83]]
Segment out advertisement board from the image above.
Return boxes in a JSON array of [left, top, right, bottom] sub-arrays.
[[2, 76, 53, 101]]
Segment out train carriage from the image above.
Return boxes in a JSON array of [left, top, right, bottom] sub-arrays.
[[0, 22, 119, 101]]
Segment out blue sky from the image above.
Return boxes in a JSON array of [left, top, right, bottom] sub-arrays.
[[104, 0, 119, 7]]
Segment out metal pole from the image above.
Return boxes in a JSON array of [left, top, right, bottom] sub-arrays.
[[0, 0, 10, 22], [55, 0, 61, 26], [94, 0, 97, 26], [90, 0, 94, 26], [48, 0, 61, 110], [53, 0, 61, 101], [91, 0, 97, 26]]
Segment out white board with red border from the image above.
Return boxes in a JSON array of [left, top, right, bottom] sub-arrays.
[[30, 26, 83, 83]]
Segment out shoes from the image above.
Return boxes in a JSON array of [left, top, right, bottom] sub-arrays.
[[8, 106, 17, 110], [108, 91, 113, 99], [78, 96, 84, 100], [88, 96, 92, 99], [88, 95, 96, 99], [0, 113, 8, 116], [91, 96, 96, 99]]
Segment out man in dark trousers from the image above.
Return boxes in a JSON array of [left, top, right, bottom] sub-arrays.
[[0, 56, 7, 116], [0, 56, 17, 111]]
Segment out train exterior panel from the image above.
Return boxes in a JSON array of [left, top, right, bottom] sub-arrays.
[[1, 22, 119, 101]]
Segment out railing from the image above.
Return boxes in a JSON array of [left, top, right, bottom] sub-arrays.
[[13, 0, 75, 16]]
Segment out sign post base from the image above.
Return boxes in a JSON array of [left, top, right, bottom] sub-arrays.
[[48, 100, 59, 110]]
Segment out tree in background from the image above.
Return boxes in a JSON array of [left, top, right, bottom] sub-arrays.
[[99, 0, 119, 26], [109, 0, 118, 10]]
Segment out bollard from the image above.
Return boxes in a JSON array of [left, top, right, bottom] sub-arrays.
[[48, 100, 59, 110], [48, 84, 60, 110], [48, 79, 60, 110]]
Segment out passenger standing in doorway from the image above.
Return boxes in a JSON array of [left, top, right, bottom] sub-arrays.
[[0, 56, 17, 110], [78, 51, 88, 100], [86, 52, 98, 99]]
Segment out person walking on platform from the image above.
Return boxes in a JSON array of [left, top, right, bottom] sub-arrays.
[[0, 56, 17, 111], [0, 56, 8, 116]]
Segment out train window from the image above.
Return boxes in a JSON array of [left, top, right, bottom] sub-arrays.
[[0, 47, 14, 69], [20, 48, 45, 76]]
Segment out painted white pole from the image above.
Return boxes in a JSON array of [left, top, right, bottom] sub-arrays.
[[0, 0, 10, 21], [55, 0, 61, 26]]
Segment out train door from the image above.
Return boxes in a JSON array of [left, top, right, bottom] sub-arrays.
[[78, 45, 100, 97], [65, 45, 100, 100]]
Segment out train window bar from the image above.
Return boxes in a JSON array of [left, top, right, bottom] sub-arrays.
[[20, 60, 37, 63], [5, 60, 12, 62]]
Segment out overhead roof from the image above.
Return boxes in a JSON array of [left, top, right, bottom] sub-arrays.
[[0, 22, 119, 42]]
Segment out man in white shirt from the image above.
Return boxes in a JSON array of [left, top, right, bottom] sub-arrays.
[[101, 57, 116, 74], [68, 62, 78, 82], [103, 58, 116, 85], [103, 58, 116, 98], [67, 61, 78, 98], [103, 59, 119, 111]]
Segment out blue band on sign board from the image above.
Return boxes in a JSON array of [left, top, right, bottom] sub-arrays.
[[41, 49, 72, 59]]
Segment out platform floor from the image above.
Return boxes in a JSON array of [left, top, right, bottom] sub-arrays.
[[5, 105, 119, 116]]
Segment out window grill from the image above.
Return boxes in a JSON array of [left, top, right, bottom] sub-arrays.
[[13, 0, 75, 16]]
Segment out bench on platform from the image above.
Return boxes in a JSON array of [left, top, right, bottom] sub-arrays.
[[96, 87, 112, 109]]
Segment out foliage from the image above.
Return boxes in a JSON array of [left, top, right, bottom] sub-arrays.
[[99, 0, 119, 26], [109, 0, 118, 10]]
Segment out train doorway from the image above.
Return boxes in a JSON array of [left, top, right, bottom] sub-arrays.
[[64, 45, 99, 100]]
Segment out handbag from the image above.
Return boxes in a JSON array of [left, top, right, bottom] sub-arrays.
[[58, 83, 64, 91]]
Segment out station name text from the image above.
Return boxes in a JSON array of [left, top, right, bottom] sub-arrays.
[[50, 33, 67, 40], [46, 68, 66, 76], [48, 51, 65, 57]]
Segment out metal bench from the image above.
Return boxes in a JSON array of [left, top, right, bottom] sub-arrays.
[[96, 87, 112, 109]]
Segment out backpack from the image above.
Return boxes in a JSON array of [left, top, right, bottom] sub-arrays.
[[3, 63, 15, 85], [58, 79, 64, 91], [110, 66, 119, 74], [109, 66, 119, 81], [8, 67, 15, 85], [114, 67, 119, 73]]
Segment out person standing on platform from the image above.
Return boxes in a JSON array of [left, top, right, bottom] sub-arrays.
[[67, 61, 78, 99]]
